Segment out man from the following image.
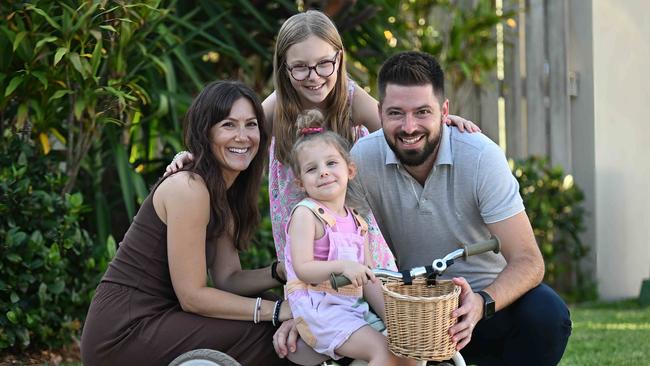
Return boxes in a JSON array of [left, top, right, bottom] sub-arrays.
[[351, 51, 570, 365], [275, 51, 571, 365]]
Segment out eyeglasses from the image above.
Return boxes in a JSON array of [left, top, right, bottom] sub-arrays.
[[286, 51, 340, 81]]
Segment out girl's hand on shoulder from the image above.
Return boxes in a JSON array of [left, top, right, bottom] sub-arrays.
[[340, 260, 375, 287], [445, 115, 481, 133], [164, 151, 194, 177]]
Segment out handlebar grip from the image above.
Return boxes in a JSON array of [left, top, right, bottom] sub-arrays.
[[329, 274, 352, 291], [462, 236, 501, 258]]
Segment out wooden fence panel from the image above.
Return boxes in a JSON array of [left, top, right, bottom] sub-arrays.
[[461, 0, 572, 168], [525, 0, 548, 157], [481, 72, 500, 144], [547, 0, 572, 172], [503, 0, 526, 159]]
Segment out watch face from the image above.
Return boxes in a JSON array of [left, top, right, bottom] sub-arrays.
[[479, 291, 495, 319], [485, 298, 495, 317]]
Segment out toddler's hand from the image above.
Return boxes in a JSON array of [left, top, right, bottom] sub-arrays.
[[340, 261, 375, 287]]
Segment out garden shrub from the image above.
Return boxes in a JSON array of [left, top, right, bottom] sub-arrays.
[[0, 132, 110, 351], [512, 156, 595, 302]]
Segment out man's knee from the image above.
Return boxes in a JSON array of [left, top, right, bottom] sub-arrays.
[[513, 283, 572, 339]]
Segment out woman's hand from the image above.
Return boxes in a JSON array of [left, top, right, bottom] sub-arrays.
[[164, 151, 194, 177], [273, 319, 299, 358], [445, 114, 481, 133], [340, 260, 376, 287]]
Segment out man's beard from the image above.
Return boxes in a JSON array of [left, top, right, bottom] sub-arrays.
[[385, 130, 441, 167]]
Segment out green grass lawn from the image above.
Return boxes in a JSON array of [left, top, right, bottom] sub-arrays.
[[560, 300, 650, 365]]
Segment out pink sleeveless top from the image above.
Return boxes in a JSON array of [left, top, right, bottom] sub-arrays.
[[269, 79, 397, 271]]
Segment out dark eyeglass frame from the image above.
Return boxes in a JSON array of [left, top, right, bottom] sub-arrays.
[[285, 51, 340, 81]]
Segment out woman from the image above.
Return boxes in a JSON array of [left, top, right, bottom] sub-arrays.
[[81, 81, 292, 366]]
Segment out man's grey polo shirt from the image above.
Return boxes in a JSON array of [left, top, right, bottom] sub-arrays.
[[350, 125, 524, 290]]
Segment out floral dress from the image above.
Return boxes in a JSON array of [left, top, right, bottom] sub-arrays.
[[268, 79, 397, 271]]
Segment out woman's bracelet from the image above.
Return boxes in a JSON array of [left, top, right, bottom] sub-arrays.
[[253, 297, 262, 324], [271, 260, 286, 285], [173, 150, 187, 162], [272, 299, 283, 327]]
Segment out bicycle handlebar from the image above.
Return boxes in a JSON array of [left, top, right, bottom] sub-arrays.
[[329, 236, 501, 290], [461, 237, 501, 258]]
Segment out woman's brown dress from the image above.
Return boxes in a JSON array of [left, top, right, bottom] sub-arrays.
[[81, 181, 288, 366]]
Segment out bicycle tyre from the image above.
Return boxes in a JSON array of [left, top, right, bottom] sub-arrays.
[[168, 349, 241, 366]]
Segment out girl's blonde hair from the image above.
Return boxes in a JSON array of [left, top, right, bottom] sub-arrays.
[[273, 10, 352, 165], [289, 109, 352, 178]]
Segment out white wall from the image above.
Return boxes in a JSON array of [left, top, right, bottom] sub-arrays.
[[591, 0, 650, 299]]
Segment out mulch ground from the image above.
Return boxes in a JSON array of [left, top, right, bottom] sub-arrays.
[[0, 341, 80, 366]]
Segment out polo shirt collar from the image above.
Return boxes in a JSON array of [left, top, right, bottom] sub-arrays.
[[383, 124, 454, 166]]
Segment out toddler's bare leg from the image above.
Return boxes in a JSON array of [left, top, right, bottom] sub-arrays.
[[335, 325, 416, 366]]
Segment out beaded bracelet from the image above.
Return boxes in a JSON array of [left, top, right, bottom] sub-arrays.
[[272, 299, 283, 327]]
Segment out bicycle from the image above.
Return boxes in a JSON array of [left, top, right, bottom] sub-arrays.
[[329, 236, 502, 366], [168, 237, 500, 366]]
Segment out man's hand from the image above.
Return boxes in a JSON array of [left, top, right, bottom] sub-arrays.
[[273, 319, 298, 358], [449, 277, 484, 350]]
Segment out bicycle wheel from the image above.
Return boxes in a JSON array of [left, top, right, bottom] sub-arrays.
[[426, 351, 466, 366], [168, 349, 241, 366]]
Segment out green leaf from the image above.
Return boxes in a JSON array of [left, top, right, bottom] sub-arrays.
[[26, 5, 61, 30], [54, 47, 68, 66], [30, 230, 43, 246], [4, 75, 23, 97], [106, 235, 117, 259], [69, 52, 86, 77], [48, 243, 60, 262], [13, 31, 27, 52], [31, 71, 48, 89], [69, 192, 83, 207], [74, 98, 85, 120], [48, 89, 72, 102], [91, 37, 103, 75], [6, 311, 18, 324], [16, 103, 28, 130], [35, 36, 58, 51], [7, 254, 21, 263], [50, 278, 65, 294], [10, 292, 19, 303], [99, 25, 118, 33]]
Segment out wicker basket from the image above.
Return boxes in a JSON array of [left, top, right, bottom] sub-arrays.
[[381, 278, 461, 361]]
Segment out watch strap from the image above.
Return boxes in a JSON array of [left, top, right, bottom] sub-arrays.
[[477, 290, 495, 319]]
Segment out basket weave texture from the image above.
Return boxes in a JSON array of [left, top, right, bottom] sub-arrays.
[[382, 278, 461, 361]]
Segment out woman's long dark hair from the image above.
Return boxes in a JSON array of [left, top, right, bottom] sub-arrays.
[[183, 80, 268, 251]]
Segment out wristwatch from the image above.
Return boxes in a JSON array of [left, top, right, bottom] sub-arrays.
[[477, 290, 495, 319]]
